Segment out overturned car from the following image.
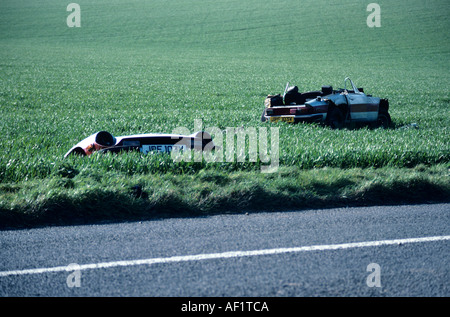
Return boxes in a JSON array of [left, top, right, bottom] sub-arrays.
[[64, 130, 215, 158], [261, 77, 391, 128]]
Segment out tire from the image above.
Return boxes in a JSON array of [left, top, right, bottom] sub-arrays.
[[261, 108, 267, 122], [377, 111, 391, 128], [327, 108, 344, 129]]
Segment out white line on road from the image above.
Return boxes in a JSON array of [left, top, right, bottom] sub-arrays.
[[1, 235, 449, 277]]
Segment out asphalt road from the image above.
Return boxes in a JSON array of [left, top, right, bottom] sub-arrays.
[[0, 204, 449, 299]]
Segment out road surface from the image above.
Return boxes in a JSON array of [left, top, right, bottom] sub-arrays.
[[1, 203, 449, 299]]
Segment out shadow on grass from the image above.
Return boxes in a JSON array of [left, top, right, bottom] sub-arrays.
[[1, 176, 448, 230]]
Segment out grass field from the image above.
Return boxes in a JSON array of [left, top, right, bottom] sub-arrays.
[[0, 0, 449, 227]]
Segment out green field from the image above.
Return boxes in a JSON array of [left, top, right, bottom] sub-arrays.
[[0, 0, 449, 227]]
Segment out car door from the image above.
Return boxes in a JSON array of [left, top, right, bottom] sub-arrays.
[[347, 92, 379, 122]]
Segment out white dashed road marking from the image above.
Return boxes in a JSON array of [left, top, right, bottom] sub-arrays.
[[1, 235, 449, 277]]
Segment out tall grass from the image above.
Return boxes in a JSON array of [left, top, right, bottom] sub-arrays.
[[0, 0, 449, 225], [1, 164, 449, 228]]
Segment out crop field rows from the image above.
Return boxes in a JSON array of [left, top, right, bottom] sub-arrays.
[[0, 0, 448, 227]]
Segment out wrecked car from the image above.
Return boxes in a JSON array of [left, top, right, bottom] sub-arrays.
[[64, 130, 216, 158], [261, 77, 391, 128]]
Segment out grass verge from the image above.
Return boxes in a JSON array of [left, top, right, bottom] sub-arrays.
[[1, 164, 448, 229]]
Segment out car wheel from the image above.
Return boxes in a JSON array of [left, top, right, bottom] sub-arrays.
[[377, 111, 391, 128], [327, 108, 344, 129]]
